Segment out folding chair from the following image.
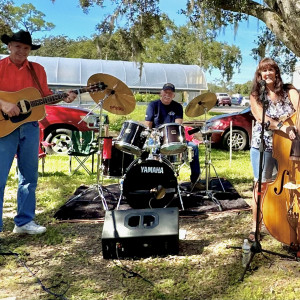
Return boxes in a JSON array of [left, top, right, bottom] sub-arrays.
[[68, 130, 98, 175]]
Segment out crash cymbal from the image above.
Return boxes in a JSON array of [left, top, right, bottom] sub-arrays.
[[185, 92, 217, 117], [87, 73, 136, 115]]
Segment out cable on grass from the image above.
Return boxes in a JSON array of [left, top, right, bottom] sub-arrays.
[[1, 251, 70, 300]]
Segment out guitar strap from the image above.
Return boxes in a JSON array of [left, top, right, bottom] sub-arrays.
[[28, 61, 45, 97]]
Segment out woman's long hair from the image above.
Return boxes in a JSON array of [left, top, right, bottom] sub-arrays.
[[251, 58, 285, 104]]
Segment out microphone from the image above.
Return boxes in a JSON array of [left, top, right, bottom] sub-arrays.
[[259, 80, 267, 103], [188, 127, 201, 135], [259, 80, 266, 94]]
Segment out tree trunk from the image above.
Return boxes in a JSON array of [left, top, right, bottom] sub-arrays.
[[212, 0, 300, 56]]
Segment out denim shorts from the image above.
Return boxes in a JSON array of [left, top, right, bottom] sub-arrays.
[[250, 147, 278, 183]]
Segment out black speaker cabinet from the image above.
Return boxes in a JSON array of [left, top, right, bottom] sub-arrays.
[[101, 207, 179, 259]]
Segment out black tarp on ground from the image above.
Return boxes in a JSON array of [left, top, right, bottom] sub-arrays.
[[54, 178, 250, 220]]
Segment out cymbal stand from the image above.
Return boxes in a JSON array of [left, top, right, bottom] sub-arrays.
[[80, 92, 114, 211], [192, 107, 225, 211], [198, 132, 224, 211]]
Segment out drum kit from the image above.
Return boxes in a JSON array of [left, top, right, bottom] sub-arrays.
[[82, 73, 225, 211]]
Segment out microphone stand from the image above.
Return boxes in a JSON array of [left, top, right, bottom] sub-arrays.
[[227, 85, 296, 281]]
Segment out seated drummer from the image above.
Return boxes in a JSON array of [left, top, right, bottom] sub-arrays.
[[145, 83, 204, 190]]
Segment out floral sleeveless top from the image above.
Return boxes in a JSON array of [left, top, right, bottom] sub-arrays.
[[251, 91, 295, 152]]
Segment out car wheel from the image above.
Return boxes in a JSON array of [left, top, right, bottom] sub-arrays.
[[44, 128, 73, 155], [229, 104, 232, 106], [223, 130, 248, 151]]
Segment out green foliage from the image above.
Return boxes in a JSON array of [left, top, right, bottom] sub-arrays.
[[109, 115, 127, 132], [9, 3, 55, 34], [234, 81, 252, 95], [134, 92, 157, 103], [33, 35, 100, 58], [251, 27, 298, 75], [140, 21, 242, 83]]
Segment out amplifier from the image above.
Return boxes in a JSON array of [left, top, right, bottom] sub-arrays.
[[101, 207, 179, 259]]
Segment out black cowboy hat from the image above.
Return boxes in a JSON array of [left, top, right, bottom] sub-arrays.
[[1, 30, 40, 50]]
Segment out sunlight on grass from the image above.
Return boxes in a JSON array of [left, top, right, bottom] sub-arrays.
[[4, 146, 300, 300]]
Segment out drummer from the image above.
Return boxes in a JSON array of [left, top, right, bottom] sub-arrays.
[[145, 83, 204, 190]]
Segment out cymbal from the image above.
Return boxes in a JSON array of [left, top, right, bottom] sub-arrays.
[[185, 92, 217, 117], [87, 73, 136, 115]]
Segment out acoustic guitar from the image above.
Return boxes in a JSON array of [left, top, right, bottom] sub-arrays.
[[0, 81, 107, 138]]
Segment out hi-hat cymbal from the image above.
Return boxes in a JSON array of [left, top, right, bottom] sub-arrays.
[[87, 73, 136, 115], [185, 92, 217, 117]]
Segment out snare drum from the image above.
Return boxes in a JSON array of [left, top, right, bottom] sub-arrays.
[[115, 120, 147, 156], [158, 123, 187, 155]]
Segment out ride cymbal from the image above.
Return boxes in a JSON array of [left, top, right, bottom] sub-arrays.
[[87, 73, 136, 115], [185, 92, 217, 117]]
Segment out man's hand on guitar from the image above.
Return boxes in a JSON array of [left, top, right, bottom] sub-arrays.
[[0, 99, 20, 117], [63, 91, 77, 104]]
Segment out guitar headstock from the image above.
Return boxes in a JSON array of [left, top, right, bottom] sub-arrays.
[[87, 82, 108, 93]]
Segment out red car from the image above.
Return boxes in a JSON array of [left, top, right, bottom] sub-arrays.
[[40, 105, 98, 154], [203, 107, 255, 150]]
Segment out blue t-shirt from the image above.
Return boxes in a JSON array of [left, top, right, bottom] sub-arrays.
[[145, 99, 183, 128]]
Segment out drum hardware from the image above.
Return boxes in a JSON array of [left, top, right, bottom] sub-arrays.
[[142, 127, 161, 156], [150, 185, 166, 200], [185, 94, 225, 210], [192, 128, 225, 211], [80, 73, 136, 211]]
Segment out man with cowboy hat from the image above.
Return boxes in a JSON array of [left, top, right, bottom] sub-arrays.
[[0, 30, 77, 235]]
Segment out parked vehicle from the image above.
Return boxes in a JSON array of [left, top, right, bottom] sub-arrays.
[[231, 96, 241, 105], [203, 106, 255, 151], [216, 93, 231, 106], [231, 93, 243, 105], [40, 105, 99, 154], [241, 96, 250, 106]]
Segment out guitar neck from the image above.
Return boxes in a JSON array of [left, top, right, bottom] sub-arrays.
[[30, 87, 89, 108]]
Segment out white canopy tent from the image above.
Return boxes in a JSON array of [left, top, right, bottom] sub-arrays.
[[0, 55, 208, 105]]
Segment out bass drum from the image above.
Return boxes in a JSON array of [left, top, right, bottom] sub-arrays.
[[123, 158, 178, 209]]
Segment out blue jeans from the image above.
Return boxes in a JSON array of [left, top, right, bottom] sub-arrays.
[[250, 147, 277, 183], [0, 122, 39, 231], [187, 141, 201, 183]]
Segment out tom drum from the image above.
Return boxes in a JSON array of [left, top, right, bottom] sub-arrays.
[[115, 120, 147, 156], [158, 123, 187, 155]]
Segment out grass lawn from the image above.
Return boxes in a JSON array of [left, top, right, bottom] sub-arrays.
[[1, 147, 300, 300]]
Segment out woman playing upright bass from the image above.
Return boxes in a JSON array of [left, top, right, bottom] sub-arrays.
[[249, 58, 299, 243]]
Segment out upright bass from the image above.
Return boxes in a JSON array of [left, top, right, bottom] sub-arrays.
[[262, 103, 300, 246]]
